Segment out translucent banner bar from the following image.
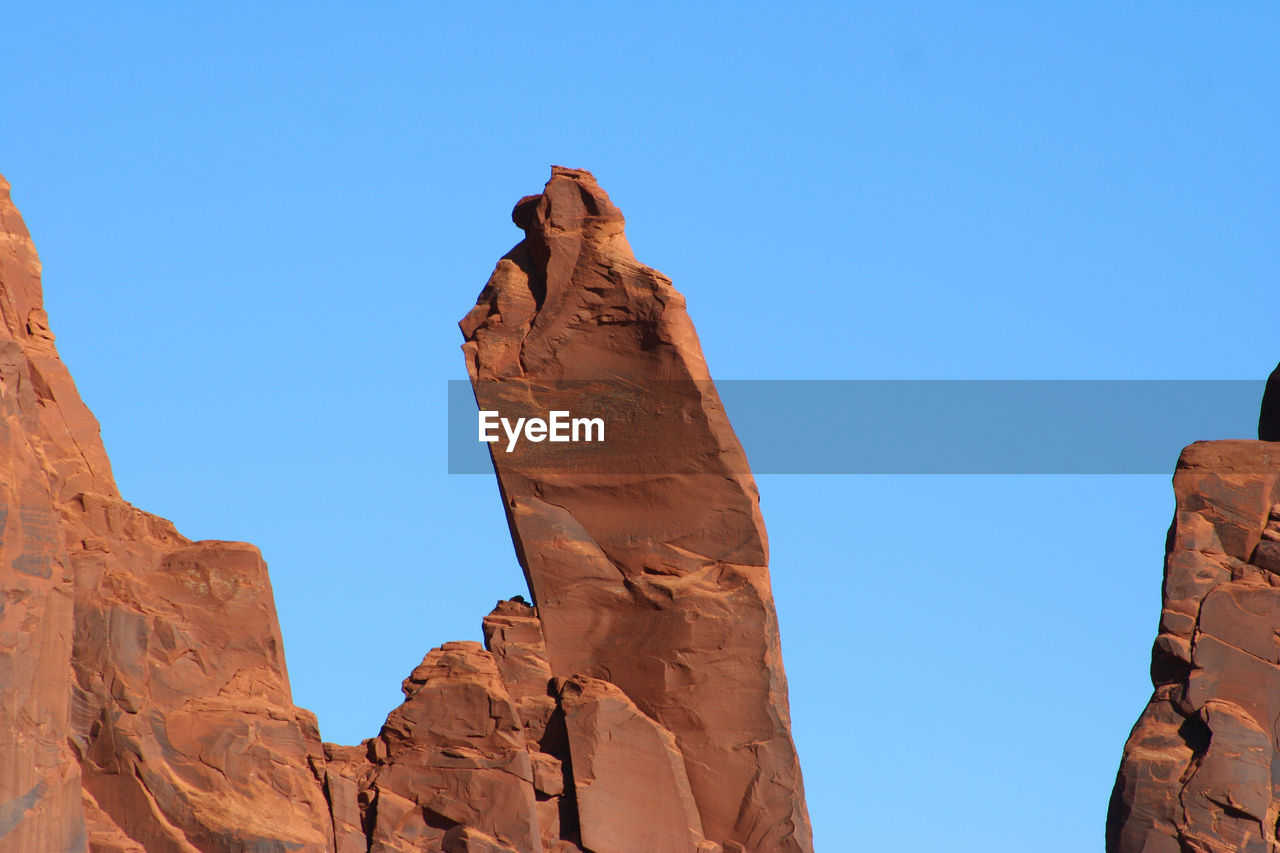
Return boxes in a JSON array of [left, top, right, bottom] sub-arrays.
[[447, 380, 1266, 474]]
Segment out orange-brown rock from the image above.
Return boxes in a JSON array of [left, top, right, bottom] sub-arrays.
[[461, 167, 813, 852], [482, 600, 557, 746], [360, 641, 542, 852], [558, 676, 709, 853], [1108, 441, 1280, 852], [1, 174, 332, 851], [0, 174, 93, 853], [1, 167, 810, 852]]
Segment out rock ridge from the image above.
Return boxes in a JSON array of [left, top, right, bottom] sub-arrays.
[[0, 168, 812, 852]]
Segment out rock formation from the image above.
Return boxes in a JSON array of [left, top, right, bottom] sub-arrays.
[[0, 167, 812, 852], [459, 167, 811, 853], [1260, 363, 1280, 442], [1108, 439, 1280, 852]]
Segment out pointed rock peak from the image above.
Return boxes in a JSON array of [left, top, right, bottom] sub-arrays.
[[512, 166, 625, 240]]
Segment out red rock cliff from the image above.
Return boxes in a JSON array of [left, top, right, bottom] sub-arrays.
[[1, 172, 340, 852], [1109, 441, 1280, 852], [0, 168, 812, 852]]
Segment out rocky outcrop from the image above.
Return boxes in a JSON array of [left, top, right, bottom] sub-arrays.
[[0, 167, 811, 852], [1108, 441, 1280, 852], [461, 167, 812, 853], [1, 173, 337, 852]]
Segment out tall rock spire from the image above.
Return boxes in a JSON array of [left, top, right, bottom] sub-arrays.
[[461, 166, 813, 853]]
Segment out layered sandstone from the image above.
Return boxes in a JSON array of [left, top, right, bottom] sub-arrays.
[[0, 168, 811, 852], [1109, 440, 1280, 852]]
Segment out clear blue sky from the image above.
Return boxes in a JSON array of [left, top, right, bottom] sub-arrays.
[[2, 4, 1276, 851]]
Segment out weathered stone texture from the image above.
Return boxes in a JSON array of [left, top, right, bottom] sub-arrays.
[[460, 166, 812, 853], [1109, 441, 1280, 852], [1, 172, 332, 852], [0, 167, 810, 852]]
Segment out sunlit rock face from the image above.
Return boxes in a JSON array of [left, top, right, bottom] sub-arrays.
[[1108, 440, 1280, 853], [1, 172, 333, 853], [461, 166, 812, 853], [0, 167, 811, 853]]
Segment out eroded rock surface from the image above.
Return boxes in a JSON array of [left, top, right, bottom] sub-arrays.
[[461, 167, 812, 852], [1, 174, 333, 852], [1108, 440, 1280, 852], [0, 167, 810, 852], [559, 676, 708, 853]]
